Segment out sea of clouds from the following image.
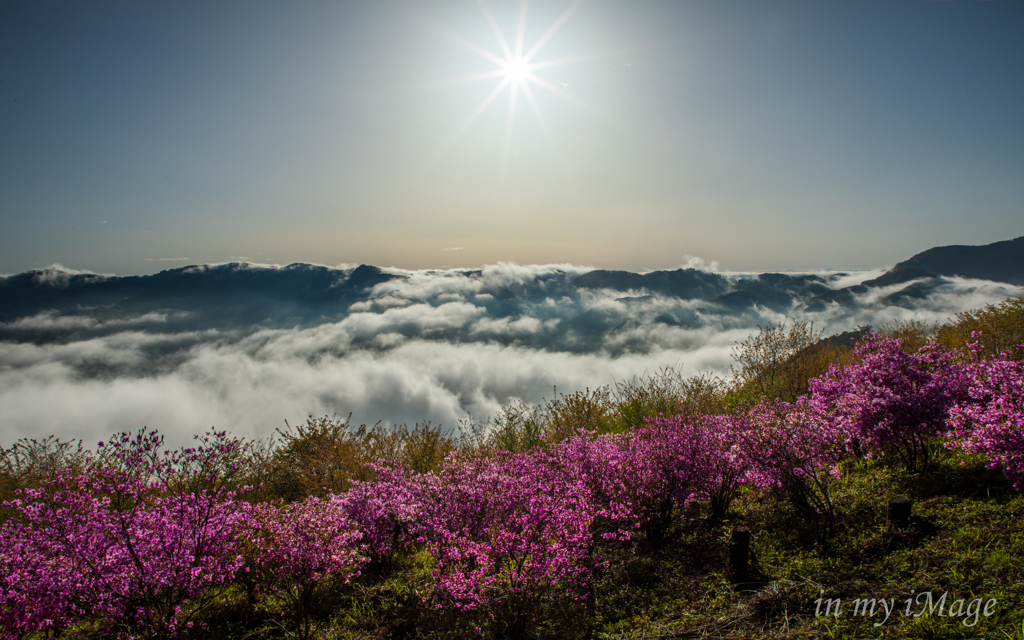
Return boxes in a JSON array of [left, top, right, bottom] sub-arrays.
[[1, 262, 1021, 448]]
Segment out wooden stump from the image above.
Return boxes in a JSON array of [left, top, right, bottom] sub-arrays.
[[888, 496, 912, 529], [730, 526, 751, 581]]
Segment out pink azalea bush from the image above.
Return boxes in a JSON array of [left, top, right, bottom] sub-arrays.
[[420, 449, 596, 636], [241, 496, 365, 640], [336, 463, 433, 572], [1, 430, 249, 639], [948, 346, 1024, 488], [546, 418, 742, 545], [3, 329, 1024, 639], [737, 399, 850, 538], [641, 413, 747, 522], [549, 431, 638, 541], [809, 334, 970, 470], [1, 473, 113, 638], [618, 420, 700, 543]]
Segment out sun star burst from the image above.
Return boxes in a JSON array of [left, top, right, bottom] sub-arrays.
[[425, 0, 597, 170]]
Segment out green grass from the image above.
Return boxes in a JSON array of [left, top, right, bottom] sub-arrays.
[[169, 449, 1024, 639], [580, 452, 1024, 640]]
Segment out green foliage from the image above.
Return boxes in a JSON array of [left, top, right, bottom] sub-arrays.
[[270, 415, 368, 500], [484, 387, 616, 453], [399, 422, 458, 474], [612, 368, 684, 432], [728, 318, 853, 407], [937, 297, 1024, 360], [876, 319, 942, 352], [233, 434, 280, 503], [580, 452, 1024, 639], [486, 399, 546, 453], [543, 387, 616, 441], [267, 416, 457, 501], [613, 368, 729, 431]]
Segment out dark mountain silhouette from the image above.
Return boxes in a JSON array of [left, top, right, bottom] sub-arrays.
[[1, 238, 1020, 343], [0, 262, 399, 328], [891, 236, 1024, 285], [572, 268, 732, 300], [799, 237, 1024, 311], [574, 237, 1022, 314], [573, 268, 847, 313]]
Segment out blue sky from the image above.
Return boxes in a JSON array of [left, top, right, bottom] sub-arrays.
[[1, 0, 1022, 275]]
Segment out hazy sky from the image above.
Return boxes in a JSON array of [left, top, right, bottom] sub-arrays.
[[2, 0, 1022, 276]]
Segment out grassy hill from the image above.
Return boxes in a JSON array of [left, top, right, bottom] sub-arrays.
[[3, 299, 1024, 640]]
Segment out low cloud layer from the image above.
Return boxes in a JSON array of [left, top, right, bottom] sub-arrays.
[[1, 262, 1020, 448]]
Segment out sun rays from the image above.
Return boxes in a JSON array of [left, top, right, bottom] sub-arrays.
[[423, 0, 598, 176]]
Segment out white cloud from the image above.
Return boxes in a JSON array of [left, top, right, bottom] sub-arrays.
[[0, 336, 734, 448], [2, 310, 180, 332], [1, 263, 1021, 450], [823, 269, 886, 289], [682, 255, 720, 272], [470, 316, 545, 337], [3, 265, 110, 288]]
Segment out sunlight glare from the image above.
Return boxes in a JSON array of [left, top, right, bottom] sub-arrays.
[[502, 56, 531, 85], [423, 0, 599, 174]]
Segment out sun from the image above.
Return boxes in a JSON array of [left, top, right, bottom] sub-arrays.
[[424, 0, 596, 166], [501, 55, 531, 86]]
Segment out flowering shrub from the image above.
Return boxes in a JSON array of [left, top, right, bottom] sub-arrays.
[[550, 432, 639, 540], [622, 421, 698, 543], [4, 325, 1024, 639], [0, 429, 249, 639], [948, 348, 1024, 488], [809, 334, 969, 470], [737, 399, 849, 539], [596, 416, 731, 543], [420, 450, 596, 636], [641, 413, 746, 522], [337, 463, 432, 572], [241, 496, 365, 640], [546, 416, 743, 544], [1, 474, 111, 638]]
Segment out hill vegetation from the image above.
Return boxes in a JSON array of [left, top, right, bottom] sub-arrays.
[[2, 298, 1024, 640]]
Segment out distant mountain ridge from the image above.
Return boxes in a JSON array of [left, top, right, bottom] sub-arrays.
[[0, 263, 397, 326], [571, 268, 833, 312], [574, 236, 1024, 312], [892, 236, 1024, 285], [0, 237, 1021, 338]]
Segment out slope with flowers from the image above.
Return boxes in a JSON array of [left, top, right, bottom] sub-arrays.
[[3, 299, 1024, 640]]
